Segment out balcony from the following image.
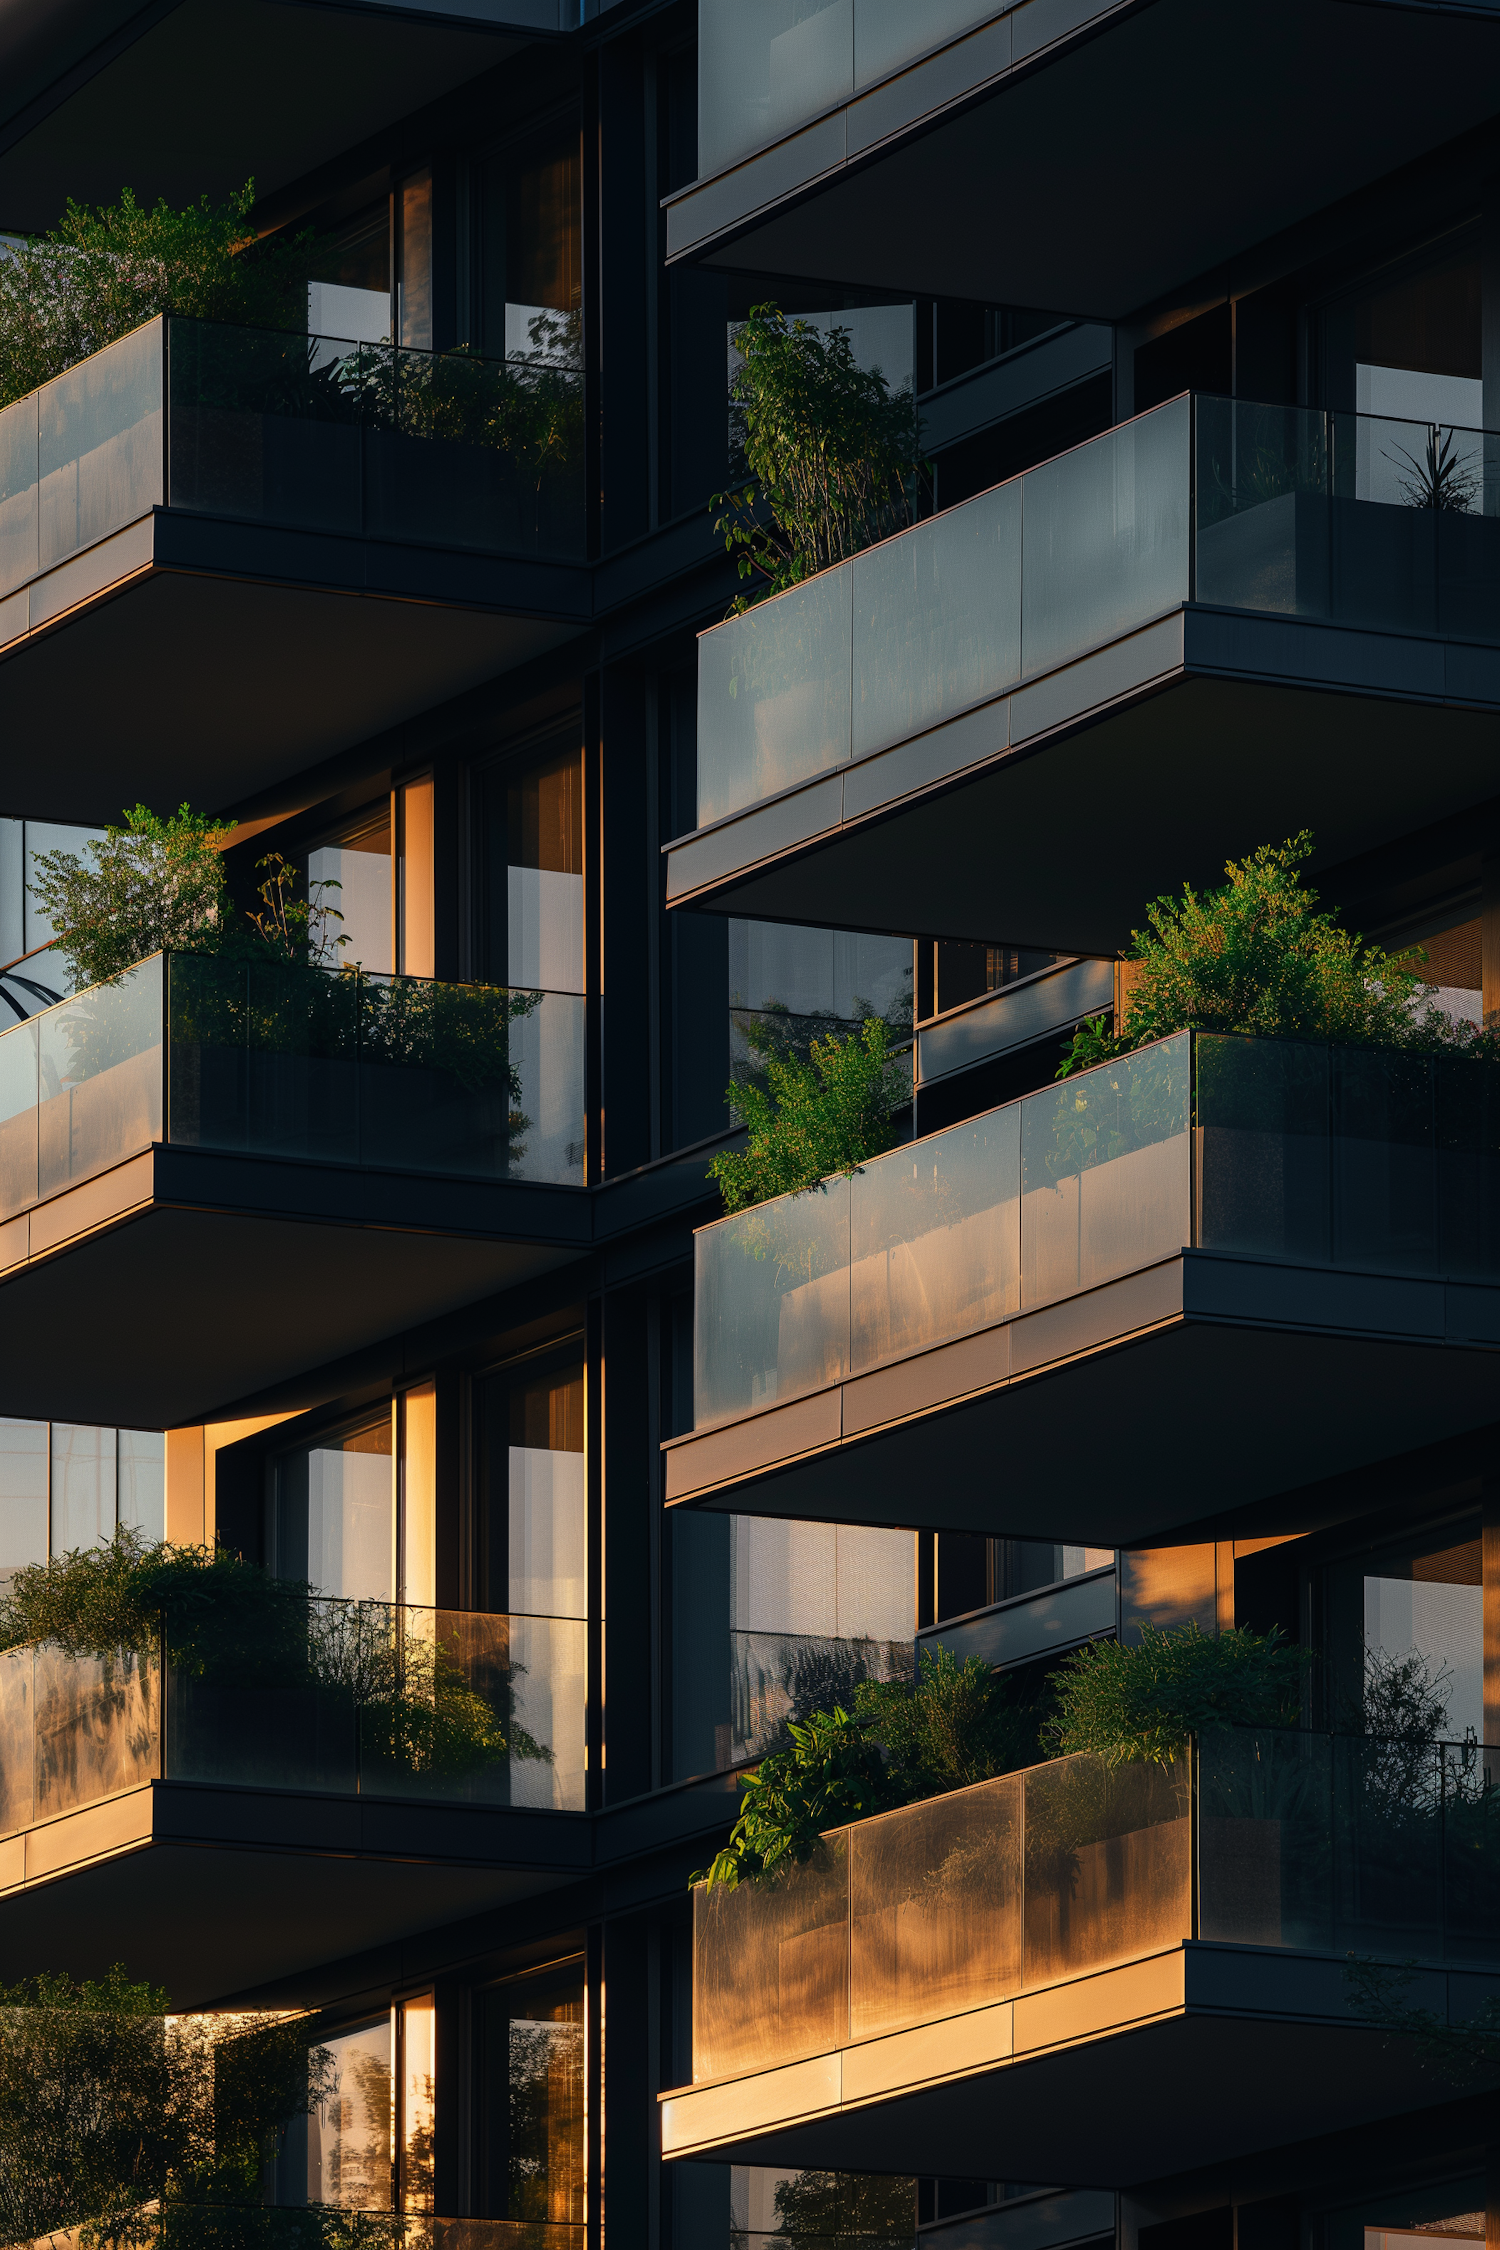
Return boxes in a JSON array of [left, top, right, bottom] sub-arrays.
[[662, 1031, 1500, 1547], [666, 394, 1500, 952], [0, 2, 564, 236], [661, 1727, 1500, 2180], [0, 1598, 587, 2005], [0, 318, 588, 823], [667, 0, 1500, 318], [0, 953, 590, 1426]]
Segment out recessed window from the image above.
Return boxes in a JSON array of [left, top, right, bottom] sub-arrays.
[[275, 1414, 394, 1603], [477, 1965, 585, 2223], [474, 121, 583, 366]]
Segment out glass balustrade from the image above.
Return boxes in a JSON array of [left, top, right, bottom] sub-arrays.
[[0, 1597, 587, 1834], [697, 0, 1007, 176], [694, 390, 1500, 832], [691, 1725, 1500, 2084], [0, 952, 586, 1210], [142, 2211, 583, 2250], [692, 1029, 1500, 1431], [0, 314, 584, 604]]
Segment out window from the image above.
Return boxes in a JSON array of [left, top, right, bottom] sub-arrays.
[[727, 921, 911, 1090], [474, 121, 582, 366], [0, 1421, 163, 1580], [308, 2017, 393, 2208], [305, 779, 433, 976], [1325, 1520, 1482, 1744], [306, 174, 432, 352], [671, 1512, 915, 1778], [477, 1966, 584, 2223], [398, 1994, 436, 2213], [475, 742, 585, 997], [275, 1413, 394, 1604], [914, 940, 1064, 1024]]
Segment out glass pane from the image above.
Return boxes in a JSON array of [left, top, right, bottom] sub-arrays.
[[849, 1774, 1022, 2041], [850, 1104, 1020, 1370], [165, 1587, 356, 1796], [1020, 397, 1190, 680], [50, 1422, 116, 1555], [696, 566, 853, 826], [1021, 1754, 1191, 1986], [1019, 1034, 1190, 1310], [692, 1830, 850, 2080], [399, 1994, 436, 2213], [0, 1644, 33, 1837], [311, 2016, 393, 2207], [1194, 394, 1330, 618], [0, 392, 37, 599], [243, 959, 359, 1165], [360, 978, 539, 1178], [507, 989, 585, 1184], [277, 1416, 393, 1601], [36, 956, 163, 1202], [38, 319, 163, 571], [698, 0, 853, 174], [1442, 1737, 1500, 1964], [487, 1972, 585, 2225], [167, 319, 361, 536], [1334, 1730, 1444, 1956], [851, 479, 1021, 761], [508, 1366, 586, 1620], [310, 803, 392, 975], [32, 1641, 158, 1818], [1332, 1045, 1439, 1274], [1198, 1726, 1334, 1951], [855, 0, 996, 87], [166, 953, 250, 1152], [694, 1176, 852, 1425], [507, 1612, 586, 1811], [117, 1429, 165, 1542], [0, 1419, 47, 1577], [0, 1017, 37, 1218], [507, 747, 584, 995], [1436, 1054, 1500, 1281], [1195, 1034, 1331, 1261]]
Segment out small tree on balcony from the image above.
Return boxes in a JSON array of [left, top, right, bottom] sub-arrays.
[[711, 303, 929, 611], [708, 1012, 907, 1212], [29, 804, 235, 987], [0, 180, 315, 410], [1057, 831, 1489, 1078], [1044, 1623, 1305, 1767]]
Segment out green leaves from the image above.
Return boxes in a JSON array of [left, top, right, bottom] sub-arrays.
[[695, 1649, 1039, 1890], [1044, 1623, 1305, 1768], [1057, 832, 1495, 1079], [708, 1014, 906, 1212], [30, 804, 236, 993], [0, 181, 317, 411], [710, 303, 929, 611]]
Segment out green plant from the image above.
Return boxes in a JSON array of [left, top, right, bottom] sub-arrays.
[[746, 2170, 917, 2247], [711, 303, 928, 611], [0, 1965, 330, 2247], [696, 1649, 1036, 1889], [1386, 424, 1479, 514], [708, 1014, 906, 1212], [1045, 1622, 1305, 1768], [29, 805, 235, 990], [1057, 832, 1492, 1079], [0, 181, 316, 410]]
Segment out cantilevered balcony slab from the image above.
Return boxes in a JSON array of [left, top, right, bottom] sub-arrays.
[[0, 1600, 589, 2005], [0, 318, 588, 823], [665, 395, 1500, 954], [0, 954, 590, 1426], [0, 0, 562, 234], [664, 1033, 1500, 1548], [661, 1736, 1500, 2181], [669, 0, 1500, 318]]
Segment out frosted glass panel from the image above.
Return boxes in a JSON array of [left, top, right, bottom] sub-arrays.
[[855, 0, 997, 87], [508, 865, 584, 993], [508, 1613, 587, 1810], [117, 1429, 164, 1543], [1367, 1575, 1482, 1746], [310, 833, 391, 973], [509, 1447, 586, 1619], [279, 1418, 394, 1601], [0, 1419, 46, 1576], [50, 1423, 115, 1556]]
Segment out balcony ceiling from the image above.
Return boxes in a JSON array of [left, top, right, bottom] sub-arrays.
[[0, 0, 544, 236], [664, 1253, 1500, 1548], [0, 528, 586, 827], [666, 641, 1500, 956], [671, 0, 1500, 322], [0, 1778, 590, 2008], [0, 1145, 591, 1427]]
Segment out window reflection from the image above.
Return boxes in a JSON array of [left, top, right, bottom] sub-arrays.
[[307, 200, 391, 346], [475, 741, 585, 996], [308, 2016, 393, 2208], [476, 1360, 585, 1619], [474, 123, 582, 366], [479, 1968, 584, 2223], [399, 1994, 436, 2213], [728, 920, 911, 1095], [308, 804, 392, 973], [275, 1415, 394, 1602], [1326, 1521, 1483, 1746]]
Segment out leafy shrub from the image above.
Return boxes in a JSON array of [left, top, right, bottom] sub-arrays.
[[0, 1965, 328, 2246], [29, 806, 236, 989], [0, 182, 314, 411], [1058, 832, 1493, 1078], [712, 302, 928, 610], [1044, 1622, 1304, 1768], [708, 1014, 906, 1212], [696, 1649, 1037, 1889]]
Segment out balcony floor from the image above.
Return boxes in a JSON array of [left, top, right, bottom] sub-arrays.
[[0, 1776, 590, 2009], [661, 1941, 1500, 2184], [664, 1250, 1500, 1547], [0, 1142, 590, 1426], [666, 608, 1500, 953], [0, 509, 588, 824]]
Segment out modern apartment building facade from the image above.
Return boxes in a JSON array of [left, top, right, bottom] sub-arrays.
[[2, 7, 1500, 2250]]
